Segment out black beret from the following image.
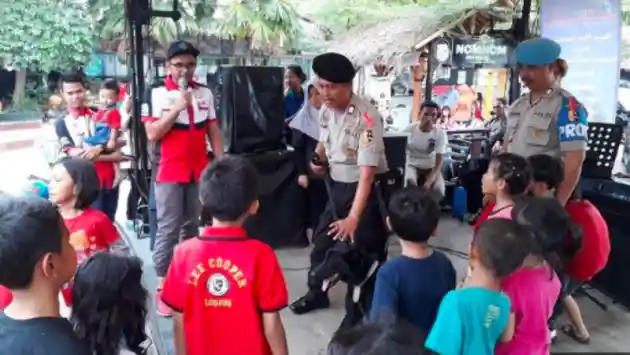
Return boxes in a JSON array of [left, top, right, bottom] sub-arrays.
[[312, 52, 356, 84], [166, 40, 200, 60]]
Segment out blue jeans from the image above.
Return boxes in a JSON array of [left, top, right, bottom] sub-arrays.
[[92, 187, 119, 221]]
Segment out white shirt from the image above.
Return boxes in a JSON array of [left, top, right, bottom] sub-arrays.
[[39, 122, 61, 165], [402, 123, 447, 169]]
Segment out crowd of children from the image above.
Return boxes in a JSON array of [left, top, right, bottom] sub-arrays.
[[0, 148, 610, 354], [0, 189, 148, 355]]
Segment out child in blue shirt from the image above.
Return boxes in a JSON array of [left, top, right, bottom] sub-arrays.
[[426, 218, 535, 355], [370, 186, 456, 331], [84, 79, 121, 149]]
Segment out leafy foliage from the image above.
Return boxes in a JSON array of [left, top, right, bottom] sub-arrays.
[[301, 0, 442, 34], [88, 0, 215, 45], [0, 0, 95, 71], [89, 0, 303, 52], [212, 0, 303, 50]]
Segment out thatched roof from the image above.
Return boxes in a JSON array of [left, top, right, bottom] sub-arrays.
[[326, 0, 516, 70]]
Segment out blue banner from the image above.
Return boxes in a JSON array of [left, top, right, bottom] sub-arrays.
[[540, 0, 621, 123]]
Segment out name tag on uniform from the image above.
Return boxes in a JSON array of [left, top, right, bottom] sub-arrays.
[[533, 111, 554, 119]]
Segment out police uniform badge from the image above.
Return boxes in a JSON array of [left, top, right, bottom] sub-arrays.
[[343, 143, 357, 158], [207, 273, 230, 297], [427, 138, 436, 153], [348, 105, 356, 115], [362, 129, 374, 144], [179, 42, 189, 51]]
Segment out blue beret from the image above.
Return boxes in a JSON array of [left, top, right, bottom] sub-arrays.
[[515, 37, 561, 66]]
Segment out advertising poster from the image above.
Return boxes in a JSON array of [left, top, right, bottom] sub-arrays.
[[433, 84, 476, 121], [540, 0, 621, 123]]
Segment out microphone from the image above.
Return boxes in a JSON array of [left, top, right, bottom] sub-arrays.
[[178, 77, 188, 92]]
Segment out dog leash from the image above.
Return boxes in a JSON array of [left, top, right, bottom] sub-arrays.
[[312, 154, 339, 220]]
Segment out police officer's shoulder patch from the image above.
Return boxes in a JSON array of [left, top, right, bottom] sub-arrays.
[[557, 94, 588, 143], [362, 112, 375, 128]]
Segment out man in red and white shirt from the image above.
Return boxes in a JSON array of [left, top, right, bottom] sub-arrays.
[[54, 72, 124, 221], [142, 40, 224, 316]]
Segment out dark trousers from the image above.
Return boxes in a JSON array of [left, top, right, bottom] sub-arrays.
[[305, 178, 328, 228], [308, 179, 388, 330], [92, 187, 119, 221]]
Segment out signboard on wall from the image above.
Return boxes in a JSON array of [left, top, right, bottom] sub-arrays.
[[540, 0, 621, 123], [84, 54, 104, 77], [451, 38, 509, 68]]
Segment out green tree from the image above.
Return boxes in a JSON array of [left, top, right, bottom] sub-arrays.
[[0, 0, 95, 107], [91, 0, 305, 58], [303, 0, 440, 35], [212, 0, 303, 54], [88, 0, 213, 45]]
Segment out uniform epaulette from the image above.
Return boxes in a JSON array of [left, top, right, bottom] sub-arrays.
[[515, 93, 528, 102], [557, 88, 575, 98]]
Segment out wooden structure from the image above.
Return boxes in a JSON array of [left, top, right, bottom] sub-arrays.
[[326, 0, 522, 121]]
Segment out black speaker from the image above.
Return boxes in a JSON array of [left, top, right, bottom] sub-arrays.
[[580, 178, 630, 308], [380, 134, 407, 203], [241, 150, 309, 248], [208, 66, 286, 154]]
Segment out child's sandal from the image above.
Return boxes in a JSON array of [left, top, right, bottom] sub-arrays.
[[561, 324, 590, 344]]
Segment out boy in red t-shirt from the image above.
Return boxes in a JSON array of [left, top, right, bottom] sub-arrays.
[[527, 154, 609, 344], [162, 156, 289, 355]]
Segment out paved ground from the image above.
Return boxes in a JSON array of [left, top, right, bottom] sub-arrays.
[[2, 140, 630, 355], [116, 177, 630, 355]]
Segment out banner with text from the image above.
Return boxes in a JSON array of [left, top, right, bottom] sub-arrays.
[[540, 0, 621, 123], [451, 38, 509, 68]]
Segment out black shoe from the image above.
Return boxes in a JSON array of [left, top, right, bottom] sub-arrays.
[[289, 290, 330, 315]]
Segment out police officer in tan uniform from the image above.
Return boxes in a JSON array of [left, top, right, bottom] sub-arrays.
[[289, 53, 389, 329], [504, 37, 587, 205]]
